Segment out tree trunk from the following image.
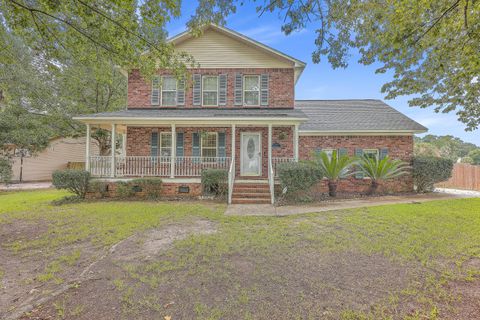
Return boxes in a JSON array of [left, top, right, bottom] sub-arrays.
[[328, 180, 337, 197], [368, 180, 379, 195]]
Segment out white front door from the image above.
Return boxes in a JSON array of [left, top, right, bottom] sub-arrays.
[[241, 132, 262, 176]]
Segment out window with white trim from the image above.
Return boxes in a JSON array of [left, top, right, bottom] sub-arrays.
[[323, 148, 336, 160], [243, 75, 260, 106], [159, 132, 172, 156], [201, 132, 217, 158], [363, 149, 379, 160], [161, 76, 177, 106], [202, 75, 218, 106]]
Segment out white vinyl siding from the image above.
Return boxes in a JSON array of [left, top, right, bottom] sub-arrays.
[[161, 76, 177, 106], [202, 76, 218, 106], [175, 29, 292, 68], [243, 75, 260, 106], [201, 133, 218, 158], [159, 132, 172, 156]]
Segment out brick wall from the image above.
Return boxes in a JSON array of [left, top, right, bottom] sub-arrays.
[[126, 125, 295, 179], [86, 181, 203, 199], [299, 135, 414, 193], [127, 68, 294, 108]]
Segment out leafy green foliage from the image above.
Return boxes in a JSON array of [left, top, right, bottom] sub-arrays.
[[130, 178, 163, 200], [193, 0, 480, 130], [201, 169, 228, 197], [88, 180, 109, 199], [413, 156, 454, 193], [358, 156, 409, 194], [467, 149, 480, 165], [312, 151, 356, 196], [115, 181, 135, 199], [52, 169, 91, 199], [414, 135, 479, 162], [277, 162, 322, 198], [0, 158, 13, 184]]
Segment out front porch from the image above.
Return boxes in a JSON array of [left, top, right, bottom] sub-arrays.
[[80, 118, 304, 204]]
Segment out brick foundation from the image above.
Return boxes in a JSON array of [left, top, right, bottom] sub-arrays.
[[299, 135, 414, 193], [86, 181, 202, 199]]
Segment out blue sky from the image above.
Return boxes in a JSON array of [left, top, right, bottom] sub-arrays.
[[166, 2, 480, 145]]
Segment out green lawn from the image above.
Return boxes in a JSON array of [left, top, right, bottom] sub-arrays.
[[1, 190, 479, 320]]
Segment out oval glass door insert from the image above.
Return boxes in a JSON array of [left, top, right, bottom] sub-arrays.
[[247, 138, 255, 159]]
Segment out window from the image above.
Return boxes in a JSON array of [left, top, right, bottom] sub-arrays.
[[202, 76, 218, 106], [161, 76, 177, 106], [363, 149, 379, 160], [323, 149, 336, 160], [244, 75, 260, 106], [159, 132, 172, 156], [201, 132, 217, 158]]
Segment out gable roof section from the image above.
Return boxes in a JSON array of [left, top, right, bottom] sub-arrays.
[[169, 24, 306, 83], [296, 99, 427, 133]]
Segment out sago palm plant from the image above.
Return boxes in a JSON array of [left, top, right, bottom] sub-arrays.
[[313, 150, 356, 197], [358, 156, 409, 195]]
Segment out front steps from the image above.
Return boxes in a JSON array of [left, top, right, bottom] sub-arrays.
[[231, 182, 271, 204]]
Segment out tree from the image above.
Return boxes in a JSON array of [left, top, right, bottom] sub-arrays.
[[192, 0, 480, 131], [468, 149, 480, 165], [358, 156, 409, 195], [414, 135, 479, 161], [312, 150, 355, 197]]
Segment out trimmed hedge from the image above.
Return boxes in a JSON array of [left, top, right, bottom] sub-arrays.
[[115, 178, 163, 199], [201, 169, 228, 197], [52, 169, 91, 199], [413, 156, 454, 193], [277, 162, 322, 198]]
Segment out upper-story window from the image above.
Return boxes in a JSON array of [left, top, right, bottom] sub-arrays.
[[243, 75, 260, 106], [202, 76, 218, 106], [161, 76, 177, 106]]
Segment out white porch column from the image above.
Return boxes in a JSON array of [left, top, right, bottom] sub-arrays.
[[170, 124, 176, 178], [231, 124, 236, 165], [110, 123, 116, 177], [293, 124, 299, 161], [85, 124, 91, 172], [122, 131, 127, 156], [268, 124, 272, 166]]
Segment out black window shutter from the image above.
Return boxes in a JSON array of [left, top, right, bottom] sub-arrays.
[[177, 78, 185, 106], [218, 74, 227, 106], [260, 74, 269, 106], [176, 132, 184, 157], [380, 148, 388, 160], [151, 132, 159, 156], [193, 74, 201, 106], [234, 73, 243, 106], [151, 76, 160, 105], [192, 132, 200, 157], [218, 132, 226, 158]]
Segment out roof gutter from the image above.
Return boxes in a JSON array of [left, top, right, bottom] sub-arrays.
[[299, 129, 427, 136]]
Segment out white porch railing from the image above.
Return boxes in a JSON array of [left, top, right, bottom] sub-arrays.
[[228, 157, 235, 204], [175, 156, 230, 176], [88, 156, 230, 177], [272, 157, 296, 177]]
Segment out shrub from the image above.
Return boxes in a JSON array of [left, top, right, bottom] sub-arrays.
[[413, 156, 454, 193], [130, 178, 163, 200], [358, 156, 409, 195], [277, 162, 322, 199], [52, 169, 90, 199], [201, 169, 228, 197], [0, 158, 13, 184], [312, 151, 355, 197], [115, 181, 135, 199], [88, 180, 109, 198]]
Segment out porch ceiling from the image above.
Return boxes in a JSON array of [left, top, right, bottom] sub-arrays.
[[73, 108, 308, 126]]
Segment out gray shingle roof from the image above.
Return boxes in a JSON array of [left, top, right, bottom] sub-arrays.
[[74, 108, 308, 120], [295, 99, 427, 132]]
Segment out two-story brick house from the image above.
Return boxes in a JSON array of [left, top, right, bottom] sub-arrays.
[[75, 24, 426, 204]]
